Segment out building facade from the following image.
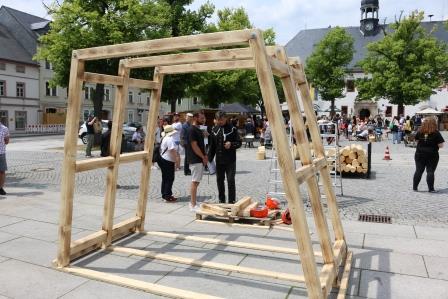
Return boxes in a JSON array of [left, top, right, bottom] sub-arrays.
[[286, 0, 448, 120]]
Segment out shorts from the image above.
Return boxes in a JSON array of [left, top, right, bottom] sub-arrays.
[[0, 154, 6, 172], [190, 163, 204, 182]]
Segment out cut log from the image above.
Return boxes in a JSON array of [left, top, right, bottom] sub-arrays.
[[231, 196, 252, 216], [200, 203, 228, 217], [351, 159, 359, 167], [240, 202, 259, 217]]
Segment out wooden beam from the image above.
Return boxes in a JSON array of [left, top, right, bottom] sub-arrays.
[[319, 240, 347, 298], [84, 72, 123, 86], [136, 68, 164, 232], [295, 165, 316, 185], [119, 151, 148, 164], [75, 29, 253, 60], [128, 78, 159, 90], [70, 230, 107, 258], [337, 251, 353, 299], [59, 266, 222, 299], [269, 57, 290, 78], [75, 157, 115, 173], [57, 57, 85, 268], [249, 30, 323, 299], [102, 64, 129, 246], [112, 216, 140, 239], [109, 246, 306, 283], [158, 60, 254, 75], [123, 48, 253, 69]]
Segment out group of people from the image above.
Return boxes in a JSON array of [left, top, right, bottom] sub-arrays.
[[155, 111, 241, 211]]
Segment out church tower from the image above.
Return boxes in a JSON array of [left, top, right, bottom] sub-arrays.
[[360, 0, 380, 36]]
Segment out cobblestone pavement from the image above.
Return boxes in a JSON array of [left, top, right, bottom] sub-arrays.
[[5, 132, 448, 227]]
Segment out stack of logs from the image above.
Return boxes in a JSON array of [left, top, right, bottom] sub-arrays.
[[326, 144, 368, 174]]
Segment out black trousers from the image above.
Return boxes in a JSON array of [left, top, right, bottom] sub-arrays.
[[184, 148, 191, 175], [413, 152, 439, 191], [216, 162, 236, 203], [157, 157, 175, 199]]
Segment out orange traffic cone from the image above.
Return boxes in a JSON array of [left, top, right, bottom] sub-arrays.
[[383, 146, 392, 160]]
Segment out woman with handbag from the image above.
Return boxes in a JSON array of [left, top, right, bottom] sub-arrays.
[[413, 117, 444, 192]]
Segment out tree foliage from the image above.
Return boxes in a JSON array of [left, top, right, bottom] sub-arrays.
[[305, 27, 354, 114], [357, 11, 448, 111], [190, 7, 281, 113]]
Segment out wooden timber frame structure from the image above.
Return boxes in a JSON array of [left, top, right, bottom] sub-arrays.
[[57, 29, 352, 299]]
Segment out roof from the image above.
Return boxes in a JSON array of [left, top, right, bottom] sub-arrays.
[[0, 23, 36, 64], [220, 103, 259, 114], [285, 21, 448, 71], [0, 6, 50, 64]]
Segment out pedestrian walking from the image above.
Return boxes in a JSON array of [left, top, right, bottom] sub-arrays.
[[413, 117, 444, 192], [0, 122, 10, 195], [100, 121, 113, 157], [171, 113, 182, 170], [188, 111, 208, 211], [157, 125, 178, 202], [208, 111, 242, 204], [85, 115, 96, 157]]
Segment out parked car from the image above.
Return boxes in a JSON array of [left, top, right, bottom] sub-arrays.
[[78, 120, 136, 144]]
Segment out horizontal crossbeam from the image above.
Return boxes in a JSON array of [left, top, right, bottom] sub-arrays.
[[84, 72, 159, 89], [109, 246, 306, 283], [75, 152, 150, 173], [158, 60, 255, 75], [296, 157, 328, 184], [75, 29, 254, 60], [59, 266, 222, 299]]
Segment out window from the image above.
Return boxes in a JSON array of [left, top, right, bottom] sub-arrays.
[[0, 111, 8, 127], [83, 110, 90, 120], [16, 82, 25, 97], [346, 79, 355, 92], [16, 65, 25, 73], [0, 81, 5, 96], [341, 106, 348, 116], [15, 111, 27, 130], [138, 94, 142, 105], [84, 87, 90, 100], [128, 91, 134, 103], [128, 110, 134, 122], [0, 62, 5, 70], [46, 108, 57, 113], [193, 97, 198, 105], [397, 105, 405, 117], [177, 98, 182, 105], [146, 96, 150, 106], [385, 106, 392, 117], [104, 88, 110, 101], [45, 81, 57, 96], [45, 60, 52, 70]]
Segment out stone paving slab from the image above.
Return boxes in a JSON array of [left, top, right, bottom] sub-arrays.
[[59, 280, 165, 299], [414, 225, 448, 241], [0, 237, 56, 267], [422, 255, 448, 281], [0, 259, 86, 299], [351, 248, 427, 277], [363, 234, 448, 257], [0, 231, 19, 245], [0, 215, 25, 228], [358, 269, 448, 299]]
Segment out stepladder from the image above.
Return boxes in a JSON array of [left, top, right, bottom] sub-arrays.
[[56, 28, 352, 299]]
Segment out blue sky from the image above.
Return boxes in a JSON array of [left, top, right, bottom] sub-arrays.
[[1, 0, 446, 44]]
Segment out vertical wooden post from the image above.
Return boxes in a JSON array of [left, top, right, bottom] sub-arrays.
[[57, 53, 84, 267], [276, 48, 336, 271], [249, 30, 323, 299], [102, 62, 130, 246], [292, 60, 345, 242], [136, 68, 164, 231]]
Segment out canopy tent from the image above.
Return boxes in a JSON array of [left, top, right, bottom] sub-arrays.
[[220, 103, 259, 114], [416, 108, 443, 115]]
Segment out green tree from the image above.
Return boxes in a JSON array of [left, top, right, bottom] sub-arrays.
[[357, 11, 448, 113], [190, 7, 281, 115], [305, 27, 354, 116], [36, 0, 170, 118]]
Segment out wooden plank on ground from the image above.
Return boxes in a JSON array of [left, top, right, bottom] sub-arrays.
[[109, 246, 306, 283], [200, 203, 229, 217], [336, 251, 353, 299], [60, 266, 222, 299], [240, 202, 258, 217], [230, 196, 252, 216]]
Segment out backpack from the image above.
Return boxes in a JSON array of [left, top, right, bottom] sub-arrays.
[[152, 141, 168, 163]]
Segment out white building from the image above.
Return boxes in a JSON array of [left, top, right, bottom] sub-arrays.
[[286, 0, 448, 122]]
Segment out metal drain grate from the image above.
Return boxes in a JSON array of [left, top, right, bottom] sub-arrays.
[[358, 214, 392, 224]]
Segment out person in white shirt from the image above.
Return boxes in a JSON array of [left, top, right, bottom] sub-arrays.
[[0, 123, 10, 195], [157, 125, 178, 202], [132, 126, 145, 151]]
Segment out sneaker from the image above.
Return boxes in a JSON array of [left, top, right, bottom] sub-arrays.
[[0, 188, 5, 195], [428, 189, 438, 193], [189, 203, 199, 212]]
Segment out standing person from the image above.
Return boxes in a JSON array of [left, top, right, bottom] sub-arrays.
[[85, 115, 96, 157], [391, 116, 400, 144], [132, 126, 145, 151], [188, 111, 208, 211], [171, 113, 182, 170], [157, 125, 178, 202], [100, 121, 113, 157], [413, 117, 444, 192], [0, 122, 10, 195], [181, 113, 193, 175], [208, 111, 242, 204]]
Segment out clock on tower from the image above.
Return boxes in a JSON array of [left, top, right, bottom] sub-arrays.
[[360, 0, 380, 36]]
